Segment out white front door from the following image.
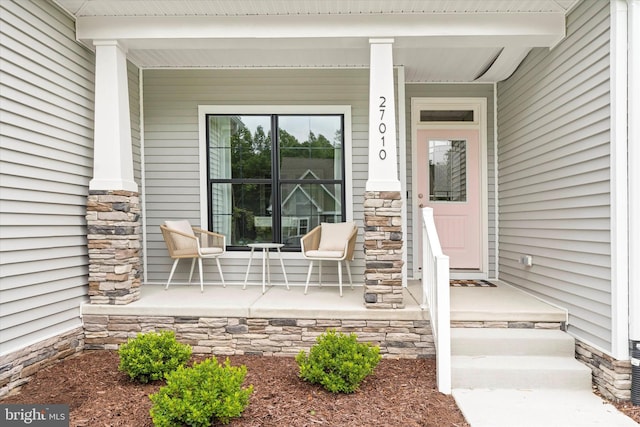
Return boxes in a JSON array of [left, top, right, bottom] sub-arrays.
[[417, 129, 481, 269]]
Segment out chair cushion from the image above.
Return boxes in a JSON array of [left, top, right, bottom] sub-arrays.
[[318, 222, 355, 252], [200, 247, 224, 256], [164, 220, 196, 250], [305, 250, 344, 258]]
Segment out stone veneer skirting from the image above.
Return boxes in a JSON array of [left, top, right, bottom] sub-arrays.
[[575, 339, 632, 402], [451, 320, 566, 330], [0, 327, 85, 398], [83, 315, 434, 359]]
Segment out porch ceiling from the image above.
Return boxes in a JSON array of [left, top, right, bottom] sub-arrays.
[[54, 0, 580, 83]]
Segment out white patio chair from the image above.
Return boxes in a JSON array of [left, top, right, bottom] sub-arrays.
[[160, 220, 226, 292], [301, 222, 357, 297]]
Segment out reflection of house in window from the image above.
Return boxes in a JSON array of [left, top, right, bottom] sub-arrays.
[[280, 157, 342, 246]]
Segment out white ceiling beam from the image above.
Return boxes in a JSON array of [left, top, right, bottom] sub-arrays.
[[76, 13, 565, 47]]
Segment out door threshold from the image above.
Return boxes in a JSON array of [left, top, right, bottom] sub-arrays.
[[449, 270, 486, 280]]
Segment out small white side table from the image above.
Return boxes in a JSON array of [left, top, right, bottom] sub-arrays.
[[243, 243, 290, 293]]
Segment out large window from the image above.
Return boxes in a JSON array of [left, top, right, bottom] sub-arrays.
[[207, 113, 345, 249]]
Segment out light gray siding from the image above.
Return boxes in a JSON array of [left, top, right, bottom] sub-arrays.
[[143, 69, 369, 284], [0, 0, 94, 354], [497, 1, 611, 351], [404, 84, 496, 278]]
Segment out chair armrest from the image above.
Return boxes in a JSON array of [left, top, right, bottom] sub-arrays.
[[193, 227, 225, 249], [345, 225, 358, 261], [301, 225, 322, 253]]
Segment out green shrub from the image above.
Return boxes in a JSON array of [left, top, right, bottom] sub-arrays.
[[295, 329, 381, 393], [118, 331, 192, 383], [149, 357, 253, 427]]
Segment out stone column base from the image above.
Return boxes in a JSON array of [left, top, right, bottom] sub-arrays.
[[87, 190, 141, 304], [363, 191, 404, 308]]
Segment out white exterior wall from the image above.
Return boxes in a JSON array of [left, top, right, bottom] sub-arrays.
[[404, 84, 496, 278], [142, 69, 369, 284], [0, 0, 95, 354], [497, 0, 613, 352]]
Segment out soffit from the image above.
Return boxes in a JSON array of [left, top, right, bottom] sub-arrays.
[[53, 0, 581, 83]]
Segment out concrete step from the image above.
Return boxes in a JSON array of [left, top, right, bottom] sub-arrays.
[[451, 355, 592, 390], [451, 328, 575, 357], [452, 389, 639, 427]]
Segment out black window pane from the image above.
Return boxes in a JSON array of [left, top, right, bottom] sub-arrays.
[[209, 115, 272, 180], [207, 113, 344, 249], [281, 183, 342, 248], [279, 116, 342, 180], [211, 183, 272, 246]]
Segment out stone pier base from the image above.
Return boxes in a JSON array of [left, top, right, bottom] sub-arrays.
[[363, 191, 404, 308], [87, 190, 141, 304]]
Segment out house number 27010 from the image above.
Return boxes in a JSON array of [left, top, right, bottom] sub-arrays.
[[378, 96, 387, 160]]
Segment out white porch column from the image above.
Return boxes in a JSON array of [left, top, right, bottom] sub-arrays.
[[363, 39, 404, 308], [87, 41, 141, 305], [366, 39, 400, 192], [89, 40, 137, 192]]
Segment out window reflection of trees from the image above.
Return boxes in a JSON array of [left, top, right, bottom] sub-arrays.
[[209, 115, 344, 248]]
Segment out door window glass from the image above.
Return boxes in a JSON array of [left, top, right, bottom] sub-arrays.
[[428, 139, 467, 202]]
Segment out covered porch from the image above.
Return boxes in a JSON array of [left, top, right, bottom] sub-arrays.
[[81, 279, 567, 357], [82, 280, 566, 324]]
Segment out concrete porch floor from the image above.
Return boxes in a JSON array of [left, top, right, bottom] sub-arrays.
[[82, 279, 567, 324]]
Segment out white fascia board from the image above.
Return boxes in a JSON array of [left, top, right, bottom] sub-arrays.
[[76, 13, 566, 47]]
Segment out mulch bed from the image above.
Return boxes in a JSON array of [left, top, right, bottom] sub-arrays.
[[2, 350, 470, 426]]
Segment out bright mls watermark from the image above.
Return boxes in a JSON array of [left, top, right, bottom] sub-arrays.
[[1, 404, 69, 426]]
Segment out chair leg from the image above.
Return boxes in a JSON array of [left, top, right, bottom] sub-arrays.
[[345, 261, 353, 289], [188, 258, 196, 283], [165, 259, 180, 290], [318, 260, 322, 287], [337, 261, 343, 297], [198, 258, 204, 293], [216, 257, 226, 287], [304, 261, 314, 294]]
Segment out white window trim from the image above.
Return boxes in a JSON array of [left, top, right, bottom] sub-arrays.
[[197, 105, 353, 259]]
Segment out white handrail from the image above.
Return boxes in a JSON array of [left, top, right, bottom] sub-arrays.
[[421, 207, 451, 394]]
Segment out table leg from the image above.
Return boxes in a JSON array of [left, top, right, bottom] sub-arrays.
[[243, 247, 255, 289], [266, 249, 272, 287], [261, 248, 266, 294], [277, 247, 290, 290]]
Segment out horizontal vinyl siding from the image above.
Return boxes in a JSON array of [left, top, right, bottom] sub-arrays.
[[143, 69, 369, 284], [404, 84, 496, 278], [0, 0, 94, 354], [497, 0, 611, 351]]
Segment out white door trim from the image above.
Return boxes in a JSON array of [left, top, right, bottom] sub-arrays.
[[410, 97, 488, 279]]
